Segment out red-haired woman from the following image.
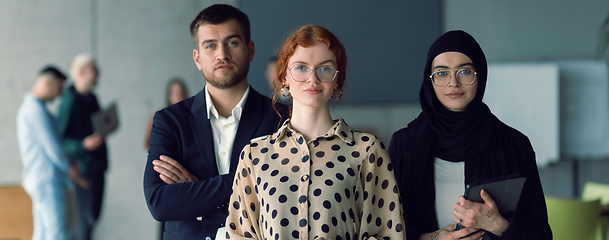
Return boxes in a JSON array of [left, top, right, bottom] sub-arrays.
[[225, 25, 406, 240]]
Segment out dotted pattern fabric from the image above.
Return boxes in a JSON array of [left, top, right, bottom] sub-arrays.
[[226, 119, 405, 240]]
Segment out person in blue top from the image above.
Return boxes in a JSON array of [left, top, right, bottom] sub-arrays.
[[17, 65, 88, 240]]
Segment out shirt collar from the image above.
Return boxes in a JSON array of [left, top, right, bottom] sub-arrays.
[[205, 85, 250, 120], [272, 118, 355, 144]]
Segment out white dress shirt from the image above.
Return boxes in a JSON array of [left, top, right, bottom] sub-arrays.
[[204, 85, 250, 240]]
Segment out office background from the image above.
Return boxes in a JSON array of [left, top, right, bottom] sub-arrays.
[[1, 0, 608, 239]]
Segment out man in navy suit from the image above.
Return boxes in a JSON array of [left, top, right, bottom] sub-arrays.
[[143, 4, 287, 240]]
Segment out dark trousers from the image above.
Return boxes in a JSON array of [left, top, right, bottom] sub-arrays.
[[72, 171, 105, 240], [159, 222, 164, 240]]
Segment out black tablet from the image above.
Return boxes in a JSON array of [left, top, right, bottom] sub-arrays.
[[454, 173, 526, 232], [91, 102, 119, 137]]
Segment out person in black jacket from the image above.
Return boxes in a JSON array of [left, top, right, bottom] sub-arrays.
[[143, 4, 287, 240], [58, 53, 109, 240], [388, 30, 552, 240]]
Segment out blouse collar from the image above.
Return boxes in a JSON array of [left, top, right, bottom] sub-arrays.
[[272, 118, 355, 145]]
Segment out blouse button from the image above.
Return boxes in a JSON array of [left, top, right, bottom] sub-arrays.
[[301, 175, 309, 182], [300, 202, 306, 208], [300, 232, 307, 239]]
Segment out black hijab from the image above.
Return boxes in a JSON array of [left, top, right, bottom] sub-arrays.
[[390, 30, 551, 240], [392, 30, 514, 238], [420, 30, 494, 162]]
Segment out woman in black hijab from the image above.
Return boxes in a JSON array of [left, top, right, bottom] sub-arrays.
[[388, 30, 551, 240]]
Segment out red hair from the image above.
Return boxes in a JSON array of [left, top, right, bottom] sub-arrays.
[[272, 25, 348, 117]]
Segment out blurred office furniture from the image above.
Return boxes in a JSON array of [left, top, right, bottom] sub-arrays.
[[559, 61, 609, 160], [583, 181, 609, 205], [483, 61, 609, 167], [485, 63, 560, 168], [582, 181, 609, 240], [0, 185, 33, 240], [560, 60, 609, 197], [546, 197, 602, 240]]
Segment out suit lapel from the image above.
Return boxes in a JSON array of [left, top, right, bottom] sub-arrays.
[[230, 88, 266, 172], [189, 89, 219, 176]]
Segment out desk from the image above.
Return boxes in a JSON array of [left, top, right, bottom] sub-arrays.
[[0, 186, 33, 240]]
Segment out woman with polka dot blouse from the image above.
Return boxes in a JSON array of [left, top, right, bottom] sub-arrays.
[[388, 30, 551, 240], [225, 25, 406, 240]]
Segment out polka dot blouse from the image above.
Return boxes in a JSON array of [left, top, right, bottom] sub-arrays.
[[226, 119, 405, 240]]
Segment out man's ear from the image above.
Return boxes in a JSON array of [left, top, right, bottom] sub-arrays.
[[193, 48, 202, 71], [248, 40, 256, 62]]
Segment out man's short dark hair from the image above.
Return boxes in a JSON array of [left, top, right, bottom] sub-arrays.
[[189, 4, 251, 48], [39, 65, 67, 81]]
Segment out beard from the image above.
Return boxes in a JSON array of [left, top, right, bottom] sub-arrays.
[[204, 60, 250, 89]]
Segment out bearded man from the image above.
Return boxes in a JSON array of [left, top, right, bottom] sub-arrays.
[[143, 4, 287, 240]]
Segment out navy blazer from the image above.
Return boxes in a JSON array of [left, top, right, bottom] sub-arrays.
[[144, 86, 287, 240]]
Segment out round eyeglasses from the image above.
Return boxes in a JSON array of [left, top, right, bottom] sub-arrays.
[[288, 64, 339, 83], [430, 69, 477, 87]]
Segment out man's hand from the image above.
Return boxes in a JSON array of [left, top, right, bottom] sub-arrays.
[[68, 162, 90, 189], [153, 155, 199, 184], [82, 133, 104, 152]]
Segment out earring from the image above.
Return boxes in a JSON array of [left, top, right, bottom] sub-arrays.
[[281, 87, 291, 97], [332, 89, 343, 100]]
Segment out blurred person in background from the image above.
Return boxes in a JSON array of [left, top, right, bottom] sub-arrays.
[[144, 78, 189, 151], [17, 65, 88, 240], [58, 53, 113, 240]]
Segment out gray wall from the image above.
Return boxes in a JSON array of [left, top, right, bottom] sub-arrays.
[[443, 0, 609, 61], [241, 0, 442, 103]]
